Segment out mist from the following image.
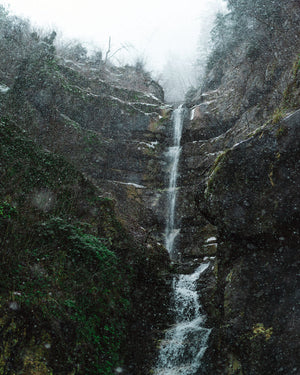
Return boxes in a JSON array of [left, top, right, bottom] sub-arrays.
[[3, 0, 226, 102]]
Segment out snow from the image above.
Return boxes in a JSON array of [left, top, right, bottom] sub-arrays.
[[232, 139, 249, 148], [206, 236, 217, 243], [108, 95, 159, 115], [201, 100, 215, 106], [202, 89, 220, 96], [190, 107, 196, 120], [144, 92, 161, 102], [0, 84, 10, 93], [204, 243, 217, 248], [9, 302, 19, 311], [283, 110, 299, 121], [139, 141, 158, 149], [130, 101, 159, 107], [62, 59, 85, 69], [110, 180, 146, 188]]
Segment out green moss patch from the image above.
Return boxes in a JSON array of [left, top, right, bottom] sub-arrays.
[[0, 118, 133, 374]]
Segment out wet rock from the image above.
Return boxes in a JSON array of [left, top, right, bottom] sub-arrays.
[[200, 111, 300, 375], [205, 110, 300, 237]]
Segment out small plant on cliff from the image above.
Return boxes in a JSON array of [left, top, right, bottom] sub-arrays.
[[251, 323, 273, 341], [0, 201, 16, 219], [272, 108, 286, 124], [292, 53, 300, 77]]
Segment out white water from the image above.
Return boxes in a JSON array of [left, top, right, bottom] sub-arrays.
[[165, 105, 184, 258], [154, 262, 211, 375], [155, 105, 211, 375]]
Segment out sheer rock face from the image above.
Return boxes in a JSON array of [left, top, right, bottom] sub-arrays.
[[4, 46, 173, 244], [180, 103, 300, 374], [205, 110, 300, 237], [1, 34, 173, 373], [176, 3, 300, 373], [201, 112, 300, 375]]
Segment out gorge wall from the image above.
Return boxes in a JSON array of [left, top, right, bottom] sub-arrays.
[[0, 8, 172, 374], [174, 1, 300, 374], [0, 1, 299, 374]]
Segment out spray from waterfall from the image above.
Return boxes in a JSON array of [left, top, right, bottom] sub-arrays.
[[165, 105, 184, 258]]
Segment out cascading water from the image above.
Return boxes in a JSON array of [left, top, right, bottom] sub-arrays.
[[154, 263, 211, 375], [154, 106, 211, 375], [165, 105, 184, 259]]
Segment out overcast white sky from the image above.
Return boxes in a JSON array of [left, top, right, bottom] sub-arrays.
[[3, 0, 226, 72]]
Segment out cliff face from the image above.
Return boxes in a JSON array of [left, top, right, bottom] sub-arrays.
[[1, 2, 300, 374], [177, 1, 300, 374], [4, 34, 171, 243], [203, 111, 299, 375], [0, 10, 172, 374]]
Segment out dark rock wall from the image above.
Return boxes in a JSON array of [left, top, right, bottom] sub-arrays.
[[202, 112, 300, 375], [175, 3, 300, 373], [0, 24, 173, 373], [3, 40, 173, 244]]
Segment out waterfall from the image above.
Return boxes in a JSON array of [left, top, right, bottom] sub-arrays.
[[165, 105, 184, 259], [154, 105, 211, 375], [154, 263, 211, 375]]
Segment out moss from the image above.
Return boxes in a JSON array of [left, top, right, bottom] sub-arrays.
[[126, 185, 143, 204], [205, 149, 231, 197], [149, 120, 160, 132], [268, 168, 275, 187], [226, 270, 234, 283], [292, 53, 300, 77], [0, 118, 135, 374], [23, 335, 53, 375], [148, 108, 170, 132], [247, 119, 271, 138], [272, 107, 286, 124], [227, 353, 243, 375], [282, 54, 300, 110], [251, 323, 273, 341], [61, 114, 82, 131]]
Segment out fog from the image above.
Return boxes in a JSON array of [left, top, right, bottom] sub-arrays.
[[3, 0, 227, 101]]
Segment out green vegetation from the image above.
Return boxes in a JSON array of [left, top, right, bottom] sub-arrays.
[[12, 219, 128, 374], [0, 6, 168, 374], [203, 0, 293, 90], [282, 53, 300, 110], [205, 149, 231, 197], [251, 323, 273, 341], [0, 117, 132, 374], [272, 107, 286, 124], [292, 53, 300, 76], [227, 354, 243, 375]]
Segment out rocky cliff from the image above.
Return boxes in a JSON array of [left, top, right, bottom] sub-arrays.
[[176, 1, 300, 374], [1, 1, 299, 374], [0, 7, 172, 374]]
